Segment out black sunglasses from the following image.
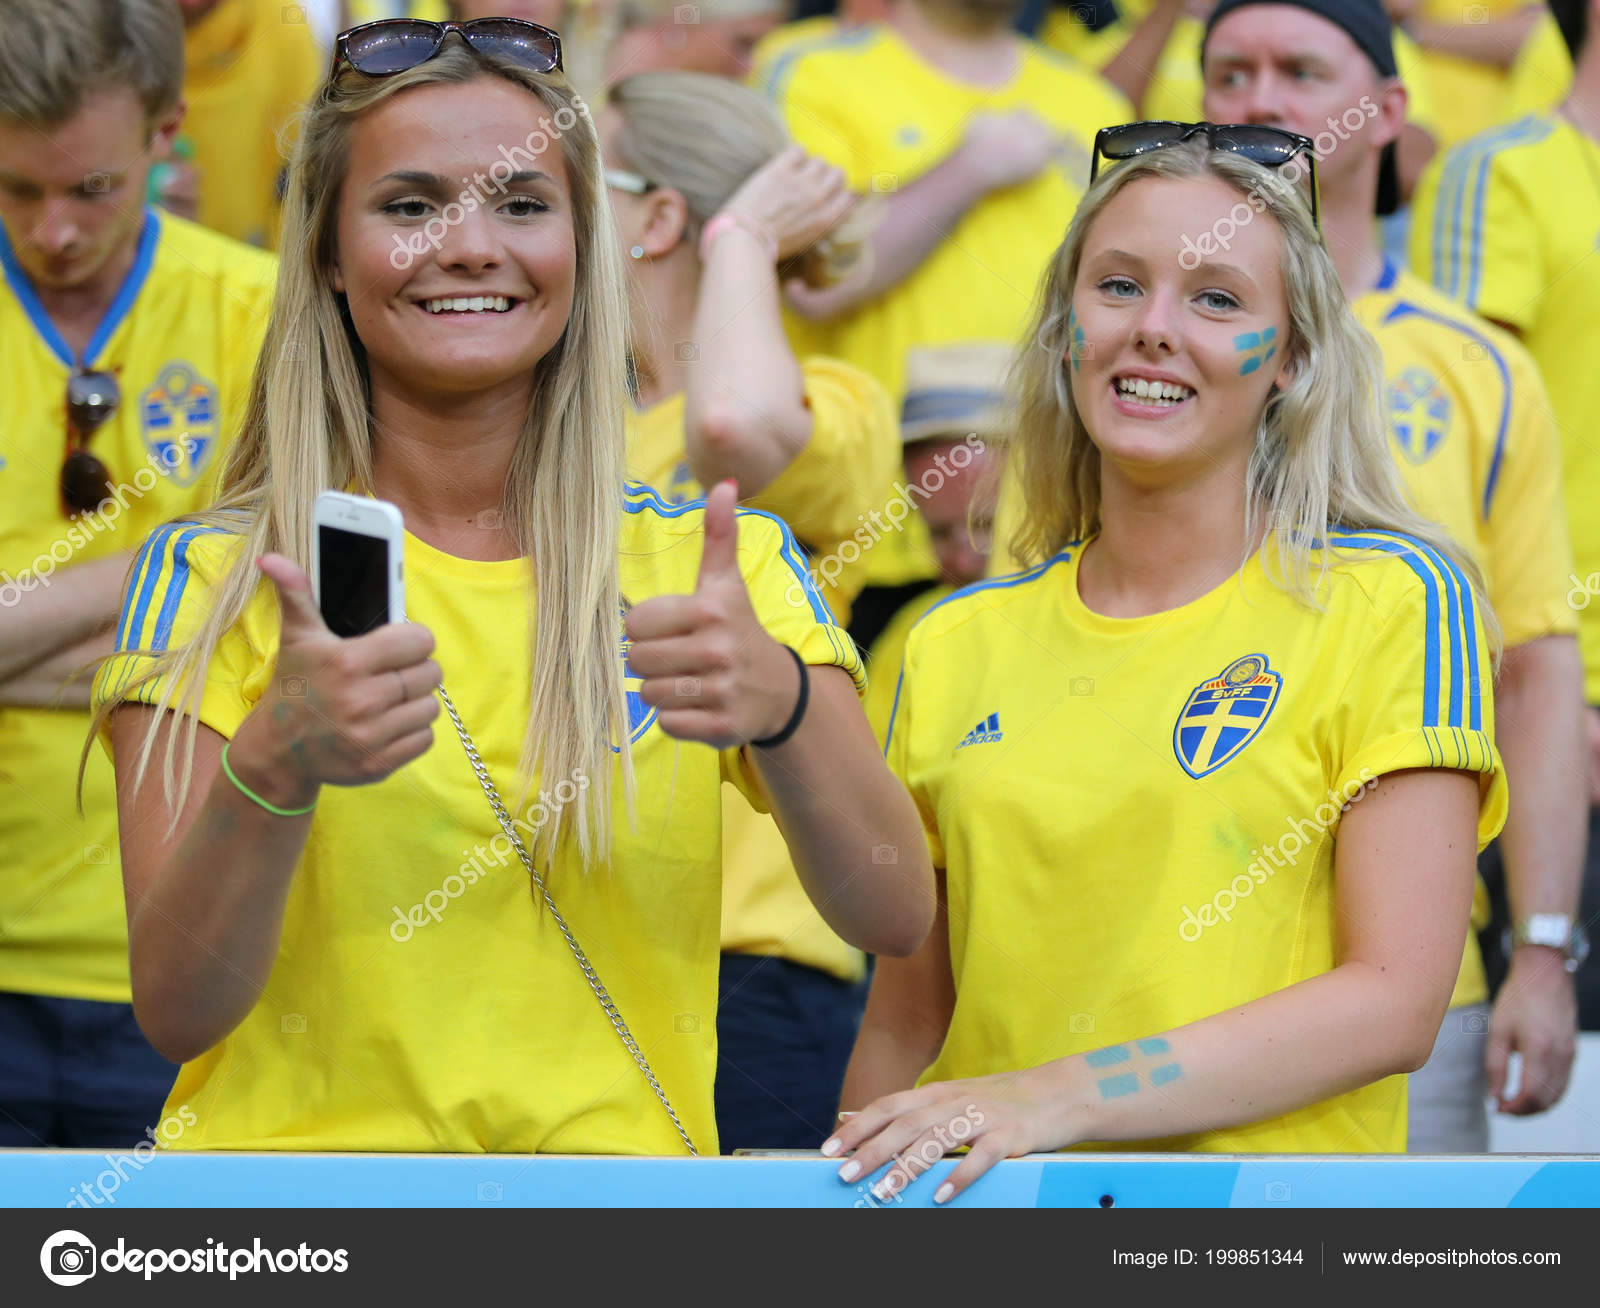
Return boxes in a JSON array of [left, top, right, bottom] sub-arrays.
[[1090, 121, 1320, 230], [331, 18, 562, 80], [62, 369, 119, 517]]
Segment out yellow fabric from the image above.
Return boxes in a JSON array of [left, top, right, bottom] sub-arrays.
[[762, 24, 1130, 589], [1038, 5, 1143, 72], [890, 539, 1506, 1153], [1410, 0, 1526, 148], [1500, 13, 1572, 123], [1352, 261, 1574, 1007], [183, 0, 323, 248], [863, 585, 949, 745], [750, 14, 843, 80], [0, 212, 274, 1004], [624, 356, 898, 626], [91, 484, 863, 1153], [623, 358, 893, 984], [1410, 115, 1600, 700]]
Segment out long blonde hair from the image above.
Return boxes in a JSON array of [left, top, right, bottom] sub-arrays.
[[92, 43, 636, 866], [606, 70, 866, 289], [1009, 137, 1497, 651]]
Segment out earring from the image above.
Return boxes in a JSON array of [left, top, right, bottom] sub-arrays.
[[630, 245, 645, 260]]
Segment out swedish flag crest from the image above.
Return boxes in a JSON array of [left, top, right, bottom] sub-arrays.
[[139, 361, 218, 487], [1387, 367, 1451, 464], [615, 609, 658, 751], [1173, 654, 1281, 779]]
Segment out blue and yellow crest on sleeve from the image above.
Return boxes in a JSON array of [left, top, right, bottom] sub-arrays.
[[615, 609, 658, 751], [1173, 653, 1281, 779], [139, 361, 218, 487], [1386, 367, 1451, 464]]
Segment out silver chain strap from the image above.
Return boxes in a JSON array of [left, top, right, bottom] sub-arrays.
[[436, 684, 699, 1156]]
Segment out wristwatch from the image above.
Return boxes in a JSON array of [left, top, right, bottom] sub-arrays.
[[1505, 914, 1592, 973]]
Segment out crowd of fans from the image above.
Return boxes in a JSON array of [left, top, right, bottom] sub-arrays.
[[1, 0, 1595, 1191]]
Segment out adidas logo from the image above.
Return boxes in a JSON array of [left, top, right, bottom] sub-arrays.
[[957, 712, 1003, 749]]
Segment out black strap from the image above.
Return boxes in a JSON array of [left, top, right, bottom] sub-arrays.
[[751, 644, 810, 749]]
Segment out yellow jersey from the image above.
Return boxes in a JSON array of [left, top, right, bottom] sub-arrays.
[[0, 210, 275, 1004], [1500, 13, 1572, 123], [92, 485, 863, 1154], [183, 0, 323, 249], [624, 356, 898, 626], [623, 357, 894, 984], [889, 535, 1506, 1153], [1410, 0, 1526, 148], [1409, 114, 1600, 700]]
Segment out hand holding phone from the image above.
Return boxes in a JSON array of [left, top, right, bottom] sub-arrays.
[[312, 491, 405, 636]]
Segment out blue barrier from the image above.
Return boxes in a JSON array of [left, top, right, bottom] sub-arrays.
[[3, 1152, 1598, 1207]]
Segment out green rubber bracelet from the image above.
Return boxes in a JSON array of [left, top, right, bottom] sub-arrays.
[[220, 740, 317, 817]]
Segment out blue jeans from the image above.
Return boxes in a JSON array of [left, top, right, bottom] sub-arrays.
[[0, 991, 178, 1148], [714, 954, 869, 1152]]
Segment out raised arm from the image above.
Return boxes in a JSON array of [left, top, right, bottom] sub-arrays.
[[824, 766, 1479, 1201], [110, 555, 441, 1063], [0, 551, 129, 685]]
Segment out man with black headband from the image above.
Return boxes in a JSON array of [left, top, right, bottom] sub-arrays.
[[1204, 0, 1586, 1152]]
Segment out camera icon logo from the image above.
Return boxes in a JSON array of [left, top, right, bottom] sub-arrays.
[[1069, 1012, 1096, 1034], [281, 1013, 307, 1034], [1462, 341, 1488, 361], [872, 844, 898, 865], [1463, 3, 1489, 22], [1069, 676, 1095, 696], [281, 675, 307, 696], [282, 4, 306, 22], [674, 341, 700, 362], [1460, 1010, 1489, 1034], [40, 1230, 97, 1286], [477, 1181, 504, 1201], [85, 172, 111, 194], [674, 1013, 700, 1033], [474, 509, 504, 530], [870, 172, 899, 193], [674, 4, 701, 22], [675, 676, 701, 698], [84, 844, 109, 866]]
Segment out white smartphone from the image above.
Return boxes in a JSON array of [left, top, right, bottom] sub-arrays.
[[311, 491, 405, 638]]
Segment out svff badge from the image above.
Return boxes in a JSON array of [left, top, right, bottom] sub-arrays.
[[139, 361, 218, 487], [1173, 653, 1281, 779]]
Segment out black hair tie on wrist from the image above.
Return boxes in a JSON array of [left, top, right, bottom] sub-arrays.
[[752, 644, 809, 749]]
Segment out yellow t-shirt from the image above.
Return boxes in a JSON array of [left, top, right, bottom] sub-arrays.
[[623, 357, 894, 984], [92, 484, 864, 1154], [1409, 114, 1600, 699], [1499, 12, 1572, 123], [183, 0, 323, 249], [0, 211, 275, 1004], [890, 536, 1506, 1153], [1410, 0, 1528, 149], [1352, 258, 1574, 1008], [624, 356, 898, 626], [763, 23, 1130, 588]]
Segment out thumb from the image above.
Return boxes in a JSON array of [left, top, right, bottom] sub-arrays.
[[257, 553, 328, 641], [696, 480, 743, 591]]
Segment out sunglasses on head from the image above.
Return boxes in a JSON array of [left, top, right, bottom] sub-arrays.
[[62, 369, 119, 518], [330, 17, 562, 80], [1090, 121, 1320, 230]]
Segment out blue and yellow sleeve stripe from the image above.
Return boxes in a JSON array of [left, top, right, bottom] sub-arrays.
[[1330, 529, 1494, 772], [1429, 116, 1552, 307]]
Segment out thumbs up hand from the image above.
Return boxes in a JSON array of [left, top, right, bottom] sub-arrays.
[[227, 554, 443, 810], [624, 482, 802, 749]]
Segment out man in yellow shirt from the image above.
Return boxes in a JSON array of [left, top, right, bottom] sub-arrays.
[[1410, 0, 1600, 1036], [1203, 0, 1586, 1150], [0, 0, 275, 1147], [761, 0, 1132, 622], [174, 0, 322, 247]]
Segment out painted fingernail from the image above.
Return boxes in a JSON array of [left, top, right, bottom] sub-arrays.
[[820, 1137, 841, 1157], [838, 1160, 860, 1182], [934, 1183, 954, 1204]]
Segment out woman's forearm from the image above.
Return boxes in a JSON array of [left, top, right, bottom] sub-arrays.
[[840, 928, 955, 1109], [754, 669, 936, 957], [118, 712, 317, 1063], [1032, 961, 1442, 1145]]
